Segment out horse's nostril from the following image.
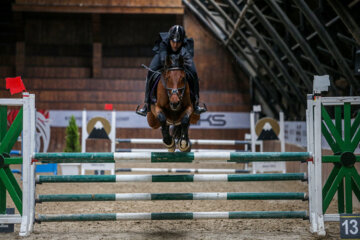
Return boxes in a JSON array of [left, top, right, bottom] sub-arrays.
[[171, 102, 180, 108]]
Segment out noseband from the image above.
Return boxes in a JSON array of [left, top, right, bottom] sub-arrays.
[[162, 67, 186, 101]]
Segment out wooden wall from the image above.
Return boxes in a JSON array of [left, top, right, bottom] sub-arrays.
[[0, 3, 251, 152]]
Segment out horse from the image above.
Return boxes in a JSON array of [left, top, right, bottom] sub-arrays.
[[146, 54, 200, 152]]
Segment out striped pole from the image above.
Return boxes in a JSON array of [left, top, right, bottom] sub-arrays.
[[34, 152, 311, 163], [37, 211, 308, 222], [115, 168, 250, 174], [36, 173, 307, 183], [116, 138, 250, 145], [116, 149, 245, 152], [36, 192, 307, 202]]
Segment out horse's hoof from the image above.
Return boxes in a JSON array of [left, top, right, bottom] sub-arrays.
[[164, 138, 175, 152], [167, 144, 176, 152], [179, 139, 191, 152]]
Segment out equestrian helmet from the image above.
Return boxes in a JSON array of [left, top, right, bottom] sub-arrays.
[[168, 25, 185, 43]]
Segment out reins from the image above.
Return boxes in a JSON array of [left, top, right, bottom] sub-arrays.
[[142, 64, 187, 102]]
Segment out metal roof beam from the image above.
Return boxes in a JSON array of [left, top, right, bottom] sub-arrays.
[[291, 16, 340, 51], [209, 0, 305, 105], [234, 30, 295, 108], [327, 0, 360, 45], [251, 4, 312, 91], [184, 0, 284, 114], [225, 0, 253, 46], [293, 0, 360, 94], [337, 33, 359, 47], [244, 22, 305, 105], [263, 0, 327, 76]]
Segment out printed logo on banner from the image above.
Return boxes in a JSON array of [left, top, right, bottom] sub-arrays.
[[7, 110, 50, 153], [194, 114, 226, 127], [87, 117, 111, 139]]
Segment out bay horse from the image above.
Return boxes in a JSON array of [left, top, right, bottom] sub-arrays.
[[146, 54, 200, 152]]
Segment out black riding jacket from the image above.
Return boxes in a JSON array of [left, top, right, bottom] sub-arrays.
[[147, 32, 199, 102], [152, 32, 195, 67]]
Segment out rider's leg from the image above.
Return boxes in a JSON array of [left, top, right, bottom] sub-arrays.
[[137, 54, 162, 116], [187, 62, 207, 115], [136, 76, 151, 116]]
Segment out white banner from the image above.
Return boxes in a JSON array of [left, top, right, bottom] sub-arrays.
[[48, 110, 360, 153], [49, 111, 251, 129]]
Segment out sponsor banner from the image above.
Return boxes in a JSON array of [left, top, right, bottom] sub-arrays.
[[48, 111, 360, 153], [49, 111, 251, 129]]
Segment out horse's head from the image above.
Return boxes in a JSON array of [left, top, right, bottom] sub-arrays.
[[163, 54, 186, 111]]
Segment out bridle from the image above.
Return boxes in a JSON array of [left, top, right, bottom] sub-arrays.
[[161, 67, 187, 102], [141, 64, 187, 102]]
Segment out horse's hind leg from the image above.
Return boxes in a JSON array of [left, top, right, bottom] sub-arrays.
[[158, 112, 175, 152], [178, 114, 191, 152]]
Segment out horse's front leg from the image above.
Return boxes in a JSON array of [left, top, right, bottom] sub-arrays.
[[155, 107, 175, 152], [178, 107, 192, 152]]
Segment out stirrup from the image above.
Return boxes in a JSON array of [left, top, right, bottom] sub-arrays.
[[194, 103, 207, 115], [136, 104, 148, 117]]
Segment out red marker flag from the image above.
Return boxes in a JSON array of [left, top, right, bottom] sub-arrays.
[[5, 76, 26, 95], [104, 104, 113, 110]]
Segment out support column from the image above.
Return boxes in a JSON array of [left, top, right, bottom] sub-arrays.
[[92, 14, 102, 78], [14, 12, 25, 76]]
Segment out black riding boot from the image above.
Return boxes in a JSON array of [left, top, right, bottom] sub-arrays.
[[191, 76, 207, 115], [136, 78, 151, 117], [194, 95, 207, 115]]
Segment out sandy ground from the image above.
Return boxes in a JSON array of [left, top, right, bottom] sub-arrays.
[[2, 163, 345, 239]]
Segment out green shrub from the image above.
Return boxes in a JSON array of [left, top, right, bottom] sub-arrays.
[[64, 115, 81, 152]]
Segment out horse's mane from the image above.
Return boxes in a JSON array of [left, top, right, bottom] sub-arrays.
[[164, 54, 185, 70]]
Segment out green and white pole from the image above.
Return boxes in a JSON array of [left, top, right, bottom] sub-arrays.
[[34, 152, 311, 163], [37, 192, 307, 202], [37, 211, 308, 222], [36, 173, 307, 183]]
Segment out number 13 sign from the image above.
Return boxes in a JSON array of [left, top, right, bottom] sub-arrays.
[[341, 214, 360, 239]]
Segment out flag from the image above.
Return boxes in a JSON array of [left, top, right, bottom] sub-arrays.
[[104, 104, 113, 110], [5, 76, 26, 95]]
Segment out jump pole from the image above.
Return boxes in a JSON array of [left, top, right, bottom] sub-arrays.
[[37, 211, 309, 222], [35, 173, 307, 183], [115, 167, 250, 173], [34, 152, 311, 163], [36, 192, 307, 202], [116, 138, 251, 145]]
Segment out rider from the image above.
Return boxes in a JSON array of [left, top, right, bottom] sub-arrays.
[[136, 25, 207, 116]]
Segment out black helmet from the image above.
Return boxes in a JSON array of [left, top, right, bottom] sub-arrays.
[[168, 25, 185, 43]]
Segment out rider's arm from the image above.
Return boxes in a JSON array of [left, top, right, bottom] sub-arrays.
[[181, 47, 194, 67], [159, 41, 168, 65]]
